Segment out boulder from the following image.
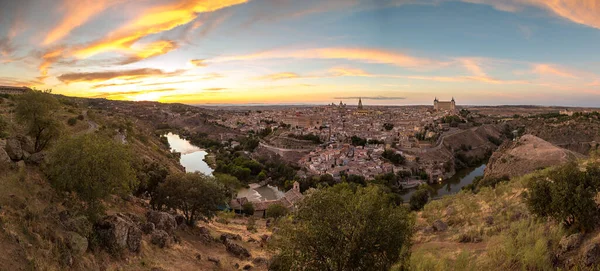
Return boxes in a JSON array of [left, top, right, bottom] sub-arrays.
[[151, 230, 173, 248], [252, 257, 268, 266], [243, 264, 253, 270], [27, 151, 46, 165], [208, 256, 221, 266], [142, 222, 156, 234], [65, 231, 88, 255], [94, 213, 142, 253], [64, 216, 92, 236], [146, 211, 177, 234], [559, 233, 583, 254], [584, 243, 600, 266], [260, 234, 271, 243], [0, 147, 10, 168], [422, 226, 434, 234], [220, 233, 242, 243], [224, 239, 251, 259], [432, 220, 448, 232], [17, 136, 35, 153], [5, 138, 23, 161]]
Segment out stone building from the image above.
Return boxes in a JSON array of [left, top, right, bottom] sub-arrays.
[[0, 86, 30, 95], [434, 97, 456, 111]]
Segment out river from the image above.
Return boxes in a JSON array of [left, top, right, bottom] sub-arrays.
[[400, 164, 487, 202], [165, 133, 285, 202], [165, 133, 214, 176]]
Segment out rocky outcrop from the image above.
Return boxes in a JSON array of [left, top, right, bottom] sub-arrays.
[[583, 243, 600, 266], [146, 211, 177, 234], [5, 138, 23, 161], [432, 220, 448, 232], [559, 233, 583, 254], [224, 239, 251, 259], [0, 146, 10, 167], [142, 222, 156, 234], [151, 230, 173, 248], [64, 231, 88, 255], [94, 213, 142, 253], [485, 135, 584, 179]]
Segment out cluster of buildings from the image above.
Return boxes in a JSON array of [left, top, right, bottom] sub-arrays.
[[0, 86, 30, 95], [229, 181, 304, 218]]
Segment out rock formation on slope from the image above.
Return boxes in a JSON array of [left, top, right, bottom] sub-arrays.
[[485, 134, 584, 179]]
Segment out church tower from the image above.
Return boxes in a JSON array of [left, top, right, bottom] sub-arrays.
[[434, 97, 439, 111], [451, 97, 456, 110], [358, 98, 363, 110]]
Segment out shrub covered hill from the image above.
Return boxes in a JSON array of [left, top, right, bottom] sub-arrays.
[[3, 91, 600, 270]]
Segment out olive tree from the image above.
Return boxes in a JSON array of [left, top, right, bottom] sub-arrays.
[[154, 172, 228, 226], [409, 188, 429, 211], [47, 134, 136, 220], [270, 183, 414, 271], [16, 90, 62, 152]]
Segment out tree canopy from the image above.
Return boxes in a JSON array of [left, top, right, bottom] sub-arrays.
[[270, 183, 414, 271], [47, 134, 136, 219], [16, 90, 62, 152], [153, 172, 229, 225], [526, 162, 600, 232]]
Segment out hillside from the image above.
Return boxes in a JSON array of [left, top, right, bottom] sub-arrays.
[[484, 134, 584, 179], [0, 94, 274, 270]]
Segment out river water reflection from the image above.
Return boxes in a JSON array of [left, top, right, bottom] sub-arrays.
[[400, 164, 487, 202], [165, 133, 213, 176]]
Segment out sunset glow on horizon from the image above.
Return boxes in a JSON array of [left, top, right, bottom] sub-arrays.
[[1, 0, 600, 106]]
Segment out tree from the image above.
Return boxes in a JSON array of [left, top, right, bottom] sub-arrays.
[[0, 115, 8, 138], [242, 202, 255, 216], [154, 172, 228, 225], [409, 189, 429, 211], [271, 184, 414, 271], [135, 160, 169, 200], [47, 134, 136, 220], [266, 203, 288, 220], [525, 162, 600, 232], [382, 149, 405, 165], [16, 91, 62, 152], [215, 173, 243, 199]]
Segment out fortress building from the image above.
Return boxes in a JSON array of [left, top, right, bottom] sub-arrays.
[[434, 97, 456, 111], [0, 86, 30, 95]]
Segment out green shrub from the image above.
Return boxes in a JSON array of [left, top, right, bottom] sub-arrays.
[[67, 117, 77, 126], [266, 203, 288, 220], [525, 162, 600, 231], [410, 189, 429, 211], [242, 202, 255, 216], [246, 216, 256, 232]]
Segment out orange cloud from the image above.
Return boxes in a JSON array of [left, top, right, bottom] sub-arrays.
[[43, 0, 113, 45], [73, 0, 248, 59], [255, 72, 301, 80], [532, 64, 577, 78], [465, 0, 600, 29], [121, 40, 179, 64], [214, 47, 443, 68], [57, 68, 184, 84], [458, 58, 487, 77], [38, 47, 65, 80], [329, 67, 371, 77], [190, 59, 207, 67]]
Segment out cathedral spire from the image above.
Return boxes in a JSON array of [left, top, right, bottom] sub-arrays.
[[358, 97, 363, 110]]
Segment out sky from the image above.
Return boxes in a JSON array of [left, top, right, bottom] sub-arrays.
[[1, 0, 600, 106]]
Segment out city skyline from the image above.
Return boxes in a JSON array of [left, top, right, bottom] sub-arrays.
[[1, 0, 600, 106]]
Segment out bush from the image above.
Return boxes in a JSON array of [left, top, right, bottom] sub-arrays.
[[246, 217, 256, 232], [271, 184, 414, 270], [67, 117, 77, 126], [0, 116, 8, 138], [525, 162, 600, 231], [382, 149, 405, 165], [16, 90, 62, 152], [410, 189, 429, 211], [266, 203, 288, 220], [47, 134, 136, 221], [153, 172, 228, 226], [242, 202, 255, 216]]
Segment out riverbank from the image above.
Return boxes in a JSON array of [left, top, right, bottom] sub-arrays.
[[400, 164, 487, 202]]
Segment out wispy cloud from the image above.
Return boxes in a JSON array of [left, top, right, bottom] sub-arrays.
[[254, 72, 301, 80], [333, 96, 406, 100], [43, 0, 114, 45], [92, 88, 176, 99], [532, 64, 578, 78], [120, 40, 179, 64], [57, 68, 184, 84], [190, 59, 207, 67], [213, 47, 444, 69], [73, 0, 248, 59]]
